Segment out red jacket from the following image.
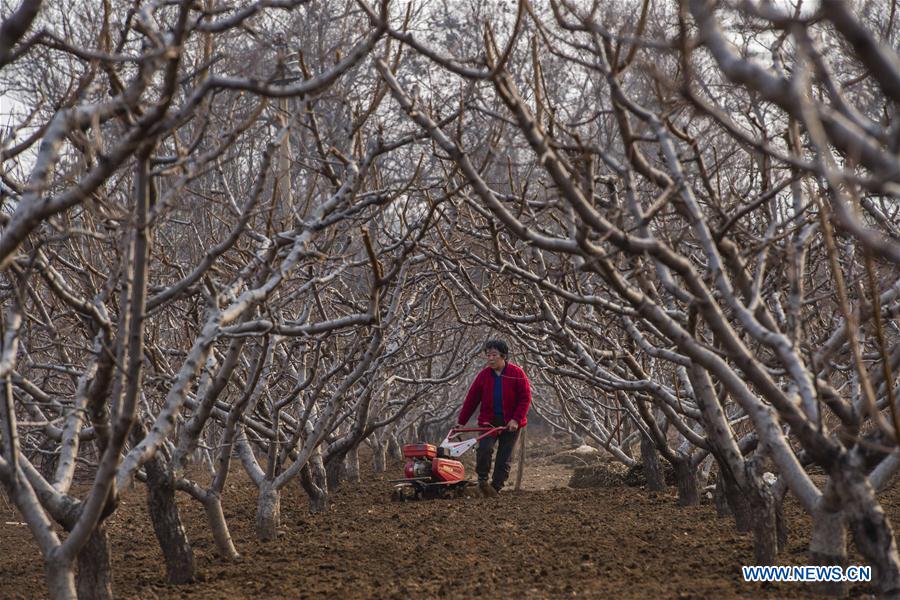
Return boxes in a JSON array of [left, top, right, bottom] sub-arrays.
[[458, 362, 532, 427]]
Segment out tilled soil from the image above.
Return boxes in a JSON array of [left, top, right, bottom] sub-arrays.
[[1, 453, 892, 599]]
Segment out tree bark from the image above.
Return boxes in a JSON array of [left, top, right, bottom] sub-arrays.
[[641, 434, 666, 492], [145, 459, 194, 584], [324, 453, 342, 492], [809, 505, 848, 597], [827, 456, 900, 597], [203, 492, 239, 560], [514, 426, 527, 491], [45, 549, 76, 600], [672, 455, 700, 506], [344, 445, 360, 483], [775, 491, 789, 554], [75, 523, 112, 600], [372, 439, 387, 473], [38, 438, 59, 481], [720, 467, 753, 532], [387, 433, 402, 461], [849, 513, 900, 597], [300, 462, 329, 514], [255, 481, 281, 541], [747, 476, 778, 565], [714, 474, 730, 517]]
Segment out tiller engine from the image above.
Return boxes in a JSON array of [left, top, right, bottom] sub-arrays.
[[390, 427, 504, 501]]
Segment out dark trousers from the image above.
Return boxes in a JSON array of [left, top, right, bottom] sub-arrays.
[[476, 417, 519, 491]]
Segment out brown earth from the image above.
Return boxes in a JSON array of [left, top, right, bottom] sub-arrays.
[[1, 442, 894, 599]]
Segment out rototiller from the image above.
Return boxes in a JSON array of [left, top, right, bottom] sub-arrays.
[[390, 426, 505, 501]]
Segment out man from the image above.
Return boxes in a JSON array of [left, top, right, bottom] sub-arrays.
[[457, 339, 532, 497]]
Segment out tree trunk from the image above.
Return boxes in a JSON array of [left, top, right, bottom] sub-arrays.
[[747, 477, 778, 565], [775, 491, 789, 554], [372, 439, 387, 473], [720, 467, 753, 532], [514, 426, 527, 491], [344, 445, 360, 483], [308, 450, 331, 510], [809, 506, 848, 597], [672, 455, 699, 507], [325, 455, 343, 491], [45, 555, 77, 600], [387, 433, 402, 461], [713, 474, 730, 517], [841, 479, 900, 597], [39, 438, 59, 481], [76, 523, 112, 600], [850, 516, 900, 598], [300, 463, 329, 514], [145, 460, 194, 584], [826, 457, 900, 597], [641, 434, 666, 492], [255, 482, 281, 541], [203, 492, 239, 560], [698, 455, 715, 489]]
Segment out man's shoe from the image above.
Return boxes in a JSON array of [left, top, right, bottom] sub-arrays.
[[479, 480, 498, 498]]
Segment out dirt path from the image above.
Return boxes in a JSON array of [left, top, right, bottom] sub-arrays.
[[1, 457, 890, 599]]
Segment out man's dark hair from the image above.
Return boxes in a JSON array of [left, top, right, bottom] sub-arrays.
[[483, 339, 508, 358]]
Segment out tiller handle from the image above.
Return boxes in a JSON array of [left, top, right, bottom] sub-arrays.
[[438, 426, 506, 458]]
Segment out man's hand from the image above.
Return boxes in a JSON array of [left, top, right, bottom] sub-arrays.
[[507, 419, 519, 432]]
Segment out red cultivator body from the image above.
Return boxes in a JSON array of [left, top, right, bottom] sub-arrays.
[[390, 427, 505, 501]]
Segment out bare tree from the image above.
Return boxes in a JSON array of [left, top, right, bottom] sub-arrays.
[[2, 0, 898, 597]]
